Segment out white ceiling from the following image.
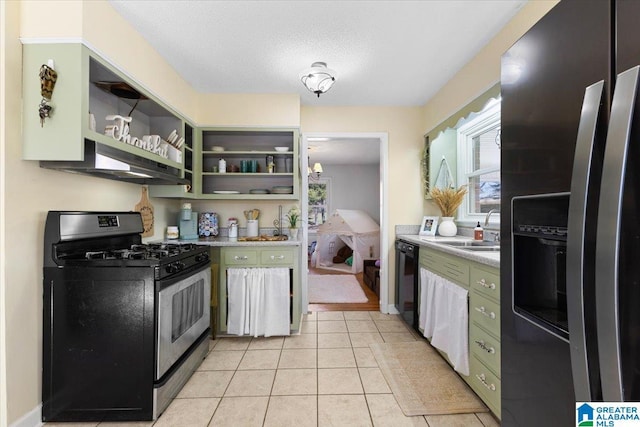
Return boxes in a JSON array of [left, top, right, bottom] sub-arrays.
[[109, 0, 526, 108], [308, 137, 380, 166]]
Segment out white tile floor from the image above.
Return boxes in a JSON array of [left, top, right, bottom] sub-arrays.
[[45, 311, 500, 427]]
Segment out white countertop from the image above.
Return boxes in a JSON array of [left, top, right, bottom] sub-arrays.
[[396, 234, 500, 268], [163, 237, 301, 247]]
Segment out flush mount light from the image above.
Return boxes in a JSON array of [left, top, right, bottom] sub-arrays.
[[300, 62, 337, 97]]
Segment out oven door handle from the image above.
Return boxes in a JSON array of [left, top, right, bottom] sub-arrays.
[[566, 79, 605, 402], [157, 261, 211, 291]]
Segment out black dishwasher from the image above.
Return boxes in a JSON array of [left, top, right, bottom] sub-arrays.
[[395, 239, 419, 331]]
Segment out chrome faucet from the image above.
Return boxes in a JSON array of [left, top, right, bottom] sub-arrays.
[[484, 209, 500, 227]]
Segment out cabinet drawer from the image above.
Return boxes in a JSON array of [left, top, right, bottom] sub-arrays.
[[470, 325, 501, 377], [420, 250, 469, 287], [470, 355, 501, 417], [260, 249, 294, 266], [470, 266, 500, 301], [470, 292, 500, 338], [224, 249, 258, 266]]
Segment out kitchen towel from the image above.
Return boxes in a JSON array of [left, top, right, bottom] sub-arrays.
[[419, 268, 469, 376]]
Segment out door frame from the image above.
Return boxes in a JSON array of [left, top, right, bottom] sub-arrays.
[[300, 132, 390, 314]]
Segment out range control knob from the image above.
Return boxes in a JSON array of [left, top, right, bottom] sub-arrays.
[[175, 261, 186, 271], [195, 253, 209, 263], [165, 263, 178, 274]]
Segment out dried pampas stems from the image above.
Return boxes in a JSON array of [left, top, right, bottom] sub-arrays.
[[430, 186, 468, 217]]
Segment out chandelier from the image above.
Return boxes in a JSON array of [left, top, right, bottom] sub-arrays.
[[300, 62, 337, 97]]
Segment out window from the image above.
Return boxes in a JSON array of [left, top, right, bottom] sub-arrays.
[[308, 178, 330, 230], [457, 101, 500, 223]]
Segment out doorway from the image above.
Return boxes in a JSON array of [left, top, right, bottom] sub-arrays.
[[300, 133, 389, 314]]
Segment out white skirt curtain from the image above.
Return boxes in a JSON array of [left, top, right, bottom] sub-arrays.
[[227, 267, 290, 337], [419, 268, 469, 376]]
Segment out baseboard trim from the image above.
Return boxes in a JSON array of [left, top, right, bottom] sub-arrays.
[[386, 304, 399, 315], [9, 404, 41, 427]]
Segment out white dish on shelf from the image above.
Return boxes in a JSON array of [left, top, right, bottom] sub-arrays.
[[212, 146, 225, 152], [274, 147, 289, 152], [213, 190, 240, 194]]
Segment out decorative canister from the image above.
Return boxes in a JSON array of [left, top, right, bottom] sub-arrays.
[[218, 158, 227, 174], [198, 212, 219, 237], [228, 217, 238, 240], [181, 202, 192, 220], [167, 226, 179, 239]]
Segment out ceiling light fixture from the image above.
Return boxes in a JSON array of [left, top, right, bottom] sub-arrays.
[[300, 62, 337, 98]]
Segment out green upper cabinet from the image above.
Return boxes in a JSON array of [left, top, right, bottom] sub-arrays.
[[197, 127, 300, 200], [23, 44, 87, 161], [22, 43, 190, 175]]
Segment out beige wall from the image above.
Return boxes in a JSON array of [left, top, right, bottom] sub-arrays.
[[0, 3, 18, 426], [1, 0, 559, 424], [196, 93, 300, 127]]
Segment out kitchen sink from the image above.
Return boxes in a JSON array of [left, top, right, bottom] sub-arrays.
[[438, 240, 500, 252], [459, 246, 500, 252], [439, 240, 499, 247]]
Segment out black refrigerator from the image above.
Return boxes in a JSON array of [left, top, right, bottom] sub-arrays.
[[501, 0, 640, 425]]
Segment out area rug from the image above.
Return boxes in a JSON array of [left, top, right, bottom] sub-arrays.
[[308, 274, 368, 303], [370, 341, 488, 416]]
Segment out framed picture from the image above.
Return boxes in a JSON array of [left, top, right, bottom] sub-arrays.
[[419, 216, 439, 236]]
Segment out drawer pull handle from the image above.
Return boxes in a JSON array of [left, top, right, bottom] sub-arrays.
[[234, 255, 249, 261], [477, 278, 496, 290], [474, 306, 496, 319], [475, 373, 496, 391], [474, 339, 496, 354], [270, 255, 285, 260]]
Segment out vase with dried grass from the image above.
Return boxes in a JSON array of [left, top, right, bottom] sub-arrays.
[[430, 186, 467, 236]]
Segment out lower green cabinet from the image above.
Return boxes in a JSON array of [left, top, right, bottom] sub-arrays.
[[419, 248, 501, 419], [218, 246, 300, 335]]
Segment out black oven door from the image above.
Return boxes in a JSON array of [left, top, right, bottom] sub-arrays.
[[156, 263, 211, 380]]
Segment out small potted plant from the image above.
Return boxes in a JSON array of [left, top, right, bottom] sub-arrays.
[[430, 185, 467, 236], [285, 205, 301, 240]]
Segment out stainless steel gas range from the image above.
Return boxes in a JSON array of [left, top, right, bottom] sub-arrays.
[[42, 211, 211, 422]]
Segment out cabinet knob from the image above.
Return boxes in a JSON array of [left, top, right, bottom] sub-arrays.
[[476, 278, 496, 290], [474, 306, 496, 319], [474, 339, 496, 354], [475, 373, 496, 391]]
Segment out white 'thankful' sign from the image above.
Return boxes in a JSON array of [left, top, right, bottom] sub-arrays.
[[104, 115, 169, 159]]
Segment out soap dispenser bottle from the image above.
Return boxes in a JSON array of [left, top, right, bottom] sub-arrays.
[[474, 222, 484, 241]]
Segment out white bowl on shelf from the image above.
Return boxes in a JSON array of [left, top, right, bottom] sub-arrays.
[[212, 146, 225, 152], [274, 146, 289, 152]]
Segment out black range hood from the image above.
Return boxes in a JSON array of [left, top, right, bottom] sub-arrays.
[[40, 139, 189, 185]]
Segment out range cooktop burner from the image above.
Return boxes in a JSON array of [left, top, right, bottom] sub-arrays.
[[80, 243, 202, 261]]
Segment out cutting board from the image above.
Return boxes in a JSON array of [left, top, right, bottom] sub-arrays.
[[135, 186, 154, 237]]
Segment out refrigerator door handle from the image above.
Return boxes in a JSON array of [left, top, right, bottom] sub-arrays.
[[596, 65, 640, 401], [567, 80, 605, 401]]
